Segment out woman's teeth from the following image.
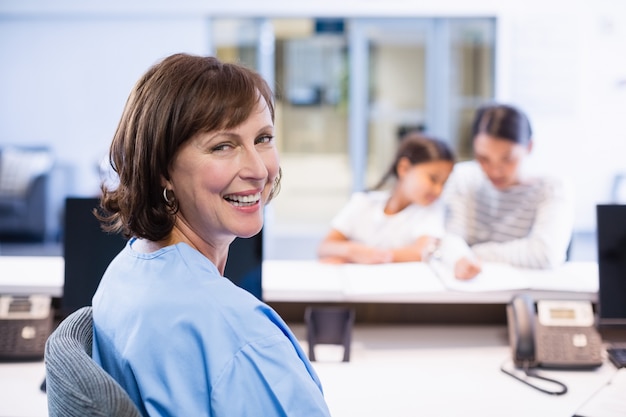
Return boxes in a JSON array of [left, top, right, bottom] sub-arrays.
[[225, 193, 261, 206]]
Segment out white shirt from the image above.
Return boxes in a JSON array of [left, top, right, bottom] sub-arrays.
[[331, 190, 446, 249], [444, 161, 574, 269]]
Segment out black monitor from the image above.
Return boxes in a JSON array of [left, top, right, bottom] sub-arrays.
[[62, 197, 126, 316], [225, 231, 263, 300], [62, 197, 264, 316], [596, 204, 626, 333]]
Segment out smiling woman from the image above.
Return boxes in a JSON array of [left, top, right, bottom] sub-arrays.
[[163, 99, 279, 255], [90, 53, 331, 416]]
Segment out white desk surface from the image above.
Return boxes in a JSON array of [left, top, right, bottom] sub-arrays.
[[0, 256, 64, 297], [308, 325, 623, 417], [0, 256, 598, 304], [0, 325, 622, 417], [262, 260, 599, 304]]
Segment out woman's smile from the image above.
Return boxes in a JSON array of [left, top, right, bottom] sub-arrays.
[[224, 191, 262, 207]]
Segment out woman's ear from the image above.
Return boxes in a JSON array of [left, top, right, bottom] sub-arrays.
[[396, 157, 411, 179], [161, 175, 171, 190]]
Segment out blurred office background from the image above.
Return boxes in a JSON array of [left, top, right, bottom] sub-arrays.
[[0, 0, 625, 259]]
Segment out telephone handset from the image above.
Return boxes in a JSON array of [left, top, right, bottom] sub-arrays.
[[508, 293, 537, 367], [503, 294, 603, 395], [506, 294, 603, 369]]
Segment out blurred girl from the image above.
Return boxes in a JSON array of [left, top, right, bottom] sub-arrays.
[[318, 132, 458, 264]]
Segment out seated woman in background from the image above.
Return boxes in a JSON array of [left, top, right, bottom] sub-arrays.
[[318, 132, 478, 273], [444, 103, 574, 269]]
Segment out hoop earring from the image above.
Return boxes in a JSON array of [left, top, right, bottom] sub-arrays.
[[268, 167, 282, 202], [163, 187, 172, 204]]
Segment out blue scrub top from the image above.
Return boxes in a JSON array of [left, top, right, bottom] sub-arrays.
[[93, 240, 331, 417]]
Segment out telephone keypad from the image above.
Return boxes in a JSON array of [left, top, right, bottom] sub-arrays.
[[535, 325, 603, 368]]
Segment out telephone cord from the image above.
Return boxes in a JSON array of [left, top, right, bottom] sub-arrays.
[[500, 361, 568, 396]]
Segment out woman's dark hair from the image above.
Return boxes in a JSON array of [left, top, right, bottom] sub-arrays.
[[471, 103, 532, 145], [372, 131, 455, 190], [98, 53, 281, 240]]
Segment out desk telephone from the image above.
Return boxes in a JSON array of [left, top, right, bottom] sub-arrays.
[[506, 294, 603, 369]]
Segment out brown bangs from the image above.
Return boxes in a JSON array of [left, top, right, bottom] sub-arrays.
[[193, 60, 275, 134]]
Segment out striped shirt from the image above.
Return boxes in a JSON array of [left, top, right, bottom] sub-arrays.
[[443, 161, 574, 269]]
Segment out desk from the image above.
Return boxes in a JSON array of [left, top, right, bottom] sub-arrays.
[[0, 361, 47, 417], [262, 260, 598, 303], [262, 260, 599, 323], [0, 257, 597, 304], [0, 324, 621, 417], [0, 256, 64, 297], [0, 257, 598, 325], [0, 258, 615, 416], [308, 325, 622, 417]]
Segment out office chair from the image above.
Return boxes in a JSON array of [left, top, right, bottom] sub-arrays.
[[44, 306, 142, 417], [305, 306, 355, 362]]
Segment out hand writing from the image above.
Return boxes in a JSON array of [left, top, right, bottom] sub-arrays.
[[454, 257, 482, 280]]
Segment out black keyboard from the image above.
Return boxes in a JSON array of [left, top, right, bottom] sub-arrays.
[[607, 348, 626, 368]]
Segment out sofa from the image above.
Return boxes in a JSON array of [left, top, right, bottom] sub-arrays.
[[0, 146, 54, 241]]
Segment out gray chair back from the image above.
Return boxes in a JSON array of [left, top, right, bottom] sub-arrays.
[[44, 306, 142, 417]]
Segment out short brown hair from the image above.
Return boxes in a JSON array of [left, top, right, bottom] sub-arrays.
[[98, 53, 278, 241]]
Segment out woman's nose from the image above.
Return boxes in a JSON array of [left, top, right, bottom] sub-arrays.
[[486, 163, 503, 178], [241, 148, 269, 179]]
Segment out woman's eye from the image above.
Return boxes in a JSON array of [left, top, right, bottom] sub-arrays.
[[212, 141, 235, 152], [256, 135, 274, 145]]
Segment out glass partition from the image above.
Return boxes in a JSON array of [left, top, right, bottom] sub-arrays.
[[271, 19, 350, 232], [447, 19, 496, 160], [355, 19, 431, 187], [351, 18, 495, 188], [210, 17, 495, 259], [212, 18, 259, 68]]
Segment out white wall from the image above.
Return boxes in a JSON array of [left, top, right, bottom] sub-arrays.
[[0, 15, 210, 196], [1, 0, 625, 232], [495, 0, 626, 230]]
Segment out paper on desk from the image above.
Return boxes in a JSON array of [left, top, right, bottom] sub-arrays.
[[341, 262, 446, 295], [431, 261, 530, 292], [574, 368, 626, 417], [429, 261, 598, 293]]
